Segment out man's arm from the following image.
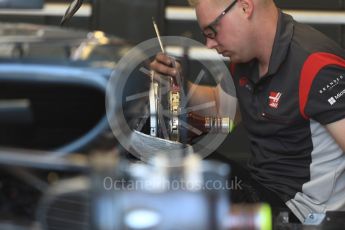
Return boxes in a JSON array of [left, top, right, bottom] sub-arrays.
[[301, 61, 345, 152], [150, 52, 239, 124], [187, 82, 219, 116], [151, 53, 222, 115], [326, 117, 345, 152], [188, 82, 240, 124]]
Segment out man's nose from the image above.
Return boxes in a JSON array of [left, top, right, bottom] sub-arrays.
[[206, 38, 218, 49]]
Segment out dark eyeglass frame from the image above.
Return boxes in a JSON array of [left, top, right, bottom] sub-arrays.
[[202, 0, 238, 40]]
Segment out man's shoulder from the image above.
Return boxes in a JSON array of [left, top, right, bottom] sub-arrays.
[[290, 21, 344, 59]]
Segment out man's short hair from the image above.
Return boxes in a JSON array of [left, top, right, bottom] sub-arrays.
[[187, 0, 229, 7]]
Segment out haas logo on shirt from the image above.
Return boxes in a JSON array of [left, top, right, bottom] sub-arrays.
[[239, 77, 248, 87], [269, 91, 282, 108]]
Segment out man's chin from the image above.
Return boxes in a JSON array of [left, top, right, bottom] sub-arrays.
[[220, 52, 233, 60], [228, 54, 238, 63], [220, 51, 229, 56]]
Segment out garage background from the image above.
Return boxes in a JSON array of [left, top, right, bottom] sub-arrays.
[[1, 0, 343, 162]]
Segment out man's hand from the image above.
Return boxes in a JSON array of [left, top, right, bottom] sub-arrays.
[[149, 52, 182, 78]]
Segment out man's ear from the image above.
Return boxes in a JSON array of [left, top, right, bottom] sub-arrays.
[[238, 0, 254, 18]]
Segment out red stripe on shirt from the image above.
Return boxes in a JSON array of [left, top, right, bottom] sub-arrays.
[[299, 52, 345, 119]]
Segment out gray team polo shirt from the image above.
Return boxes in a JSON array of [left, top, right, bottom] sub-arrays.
[[229, 11, 345, 222]]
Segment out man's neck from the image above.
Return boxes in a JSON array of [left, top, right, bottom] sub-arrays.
[[255, 7, 279, 78], [258, 62, 269, 77]]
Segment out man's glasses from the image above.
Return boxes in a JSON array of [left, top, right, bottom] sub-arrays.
[[202, 0, 238, 40]]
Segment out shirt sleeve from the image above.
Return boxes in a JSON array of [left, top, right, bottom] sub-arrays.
[[304, 65, 345, 125]]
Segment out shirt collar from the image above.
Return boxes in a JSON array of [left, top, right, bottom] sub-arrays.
[[266, 11, 294, 76]]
